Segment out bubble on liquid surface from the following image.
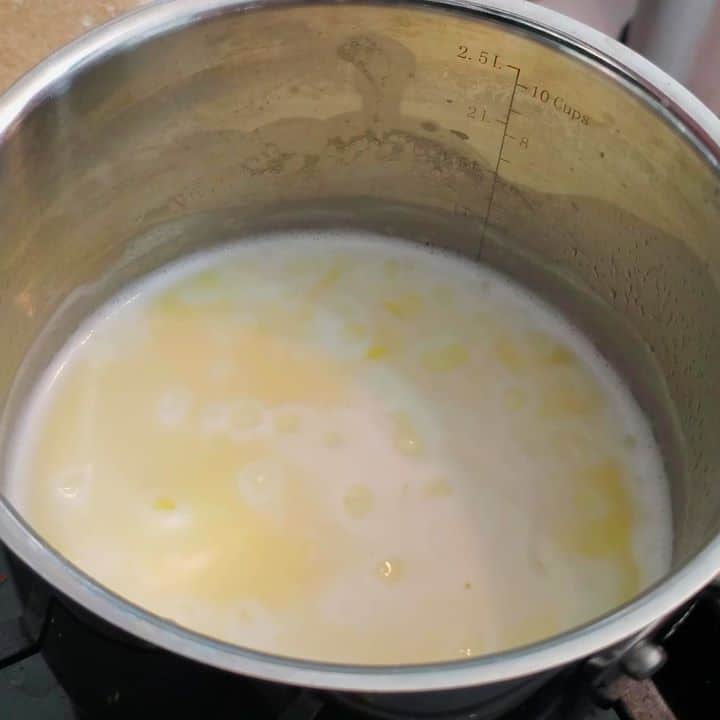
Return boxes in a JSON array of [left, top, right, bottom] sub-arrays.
[[198, 403, 232, 436], [53, 465, 93, 500], [236, 460, 286, 513], [155, 388, 192, 428], [228, 400, 265, 437]]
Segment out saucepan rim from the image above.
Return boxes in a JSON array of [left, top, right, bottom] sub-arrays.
[[0, 0, 719, 692]]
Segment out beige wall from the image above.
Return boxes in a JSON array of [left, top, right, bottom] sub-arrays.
[[538, 0, 720, 116], [0, 1, 146, 92], [687, 1, 720, 116]]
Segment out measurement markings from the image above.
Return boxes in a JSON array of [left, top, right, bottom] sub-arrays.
[[481, 65, 522, 246]]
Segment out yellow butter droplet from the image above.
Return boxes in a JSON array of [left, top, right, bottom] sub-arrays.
[[308, 262, 347, 298], [530, 332, 577, 367], [366, 343, 390, 360], [152, 290, 187, 317], [393, 413, 424, 457], [344, 484, 375, 519], [274, 413, 301, 433], [383, 293, 422, 320], [552, 459, 640, 600], [421, 342, 469, 373], [190, 269, 220, 292], [423, 477, 453, 497], [153, 497, 177, 512], [540, 373, 601, 418], [503, 387, 526, 411], [376, 557, 405, 582], [548, 345, 576, 366], [494, 335, 525, 372], [397, 435, 421, 456], [323, 430, 343, 448]]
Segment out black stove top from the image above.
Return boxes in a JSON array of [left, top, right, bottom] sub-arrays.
[[0, 544, 717, 719]]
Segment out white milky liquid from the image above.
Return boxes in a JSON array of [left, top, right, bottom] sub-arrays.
[[6, 231, 672, 664]]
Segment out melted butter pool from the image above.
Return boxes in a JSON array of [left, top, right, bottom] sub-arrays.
[[6, 231, 672, 664]]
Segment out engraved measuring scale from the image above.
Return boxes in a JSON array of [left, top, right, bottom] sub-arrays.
[[0, 2, 719, 717]]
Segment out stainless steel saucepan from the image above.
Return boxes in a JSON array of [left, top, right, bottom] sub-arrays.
[[0, 0, 719, 715]]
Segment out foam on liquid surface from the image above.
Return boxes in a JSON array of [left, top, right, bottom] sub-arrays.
[[7, 231, 672, 664]]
